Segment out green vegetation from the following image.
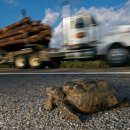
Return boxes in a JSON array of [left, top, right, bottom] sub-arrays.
[[0, 64, 13, 68], [61, 60, 109, 68], [0, 60, 109, 69]]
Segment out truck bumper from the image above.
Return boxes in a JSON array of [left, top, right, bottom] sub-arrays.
[[64, 48, 96, 60], [49, 48, 96, 60]]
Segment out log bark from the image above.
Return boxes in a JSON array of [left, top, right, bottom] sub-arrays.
[[0, 39, 28, 47], [0, 17, 31, 33], [29, 30, 51, 43], [0, 24, 51, 39], [0, 25, 28, 39], [0, 17, 52, 50], [0, 34, 26, 44]]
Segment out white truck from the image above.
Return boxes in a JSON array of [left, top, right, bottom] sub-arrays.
[[50, 14, 130, 67], [0, 14, 130, 68]]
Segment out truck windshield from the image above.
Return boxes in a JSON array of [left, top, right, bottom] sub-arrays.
[[75, 18, 85, 28]]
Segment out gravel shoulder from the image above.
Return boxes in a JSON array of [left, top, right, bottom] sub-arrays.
[[0, 74, 130, 130]]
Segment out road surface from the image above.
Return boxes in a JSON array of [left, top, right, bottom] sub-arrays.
[[0, 74, 130, 129]]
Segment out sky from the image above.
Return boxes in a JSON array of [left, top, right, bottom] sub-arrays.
[[0, 0, 130, 47]]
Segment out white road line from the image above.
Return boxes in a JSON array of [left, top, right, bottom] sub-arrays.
[[0, 72, 130, 75]]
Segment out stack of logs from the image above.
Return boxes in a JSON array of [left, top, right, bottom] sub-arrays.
[[0, 17, 52, 51]]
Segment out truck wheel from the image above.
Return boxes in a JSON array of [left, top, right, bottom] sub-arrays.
[[106, 47, 129, 67], [15, 55, 28, 69], [29, 54, 42, 68]]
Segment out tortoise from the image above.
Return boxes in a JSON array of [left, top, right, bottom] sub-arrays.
[[44, 78, 129, 122]]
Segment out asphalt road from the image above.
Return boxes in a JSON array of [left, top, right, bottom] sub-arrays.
[[0, 74, 130, 129]]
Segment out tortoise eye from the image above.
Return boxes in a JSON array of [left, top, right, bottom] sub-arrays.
[[74, 84, 85, 92], [74, 85, 78, 89], [50, 87, 55, 90]]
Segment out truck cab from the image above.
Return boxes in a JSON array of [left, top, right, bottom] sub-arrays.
[[61, 14, 99, 60], [63, 14, 98, 50], [61, 14, 130, 66]]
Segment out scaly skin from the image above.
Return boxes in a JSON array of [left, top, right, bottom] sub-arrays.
[[44, 95, 54, 111], [57, 100, 81, 122]]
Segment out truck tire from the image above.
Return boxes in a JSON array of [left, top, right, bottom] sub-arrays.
[[15, 55, 28, 69], [29, 54, 42, 69], [106, 47, 129, 67]]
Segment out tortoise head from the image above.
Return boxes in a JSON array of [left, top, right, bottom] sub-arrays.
[[63, 79, 87, 96], [46, 86, 65, 100]]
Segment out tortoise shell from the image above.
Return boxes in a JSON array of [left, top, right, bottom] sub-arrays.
[[63, 79, 121, 113]]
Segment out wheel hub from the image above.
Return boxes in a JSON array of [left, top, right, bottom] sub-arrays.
[[16, 58, 25, 67], [30, 57, 40, 67]]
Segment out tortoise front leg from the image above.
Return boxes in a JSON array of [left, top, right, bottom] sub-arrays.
[[57, 101, 82, 122], [44, 95, 55, 111]]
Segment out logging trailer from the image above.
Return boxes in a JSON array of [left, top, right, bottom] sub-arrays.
[[0, 14, 130, 68]]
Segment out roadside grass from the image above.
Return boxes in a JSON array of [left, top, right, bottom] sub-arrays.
[[61, 60, 109, 68], [0, 60, 109, 69], [2, 60, 130, 69], [0, 64, 13, 68]]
